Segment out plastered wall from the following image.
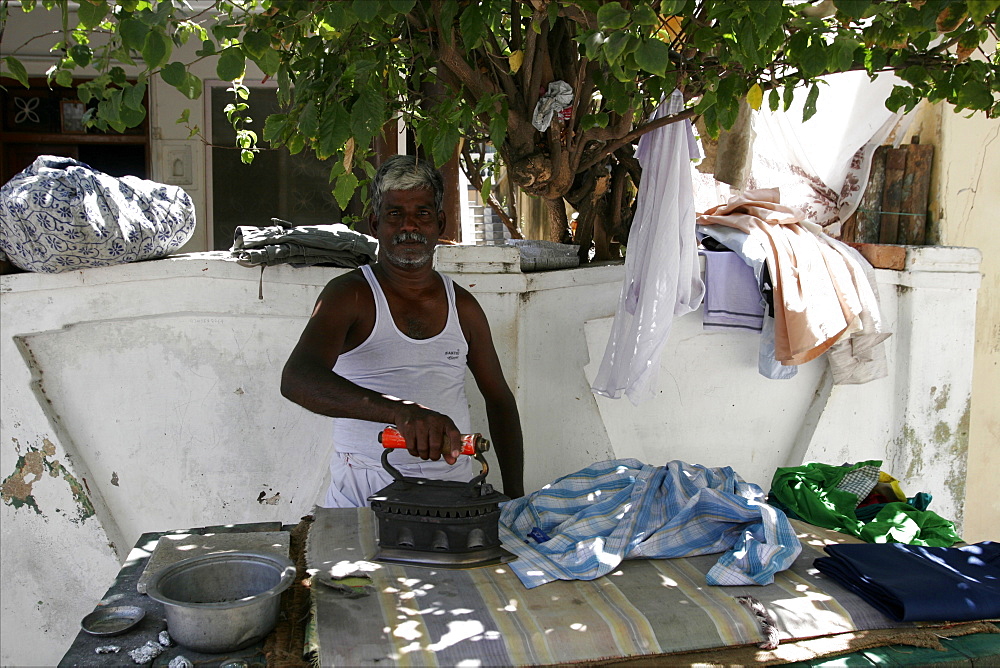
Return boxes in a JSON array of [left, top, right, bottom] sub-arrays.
[[1, 244, 983, 666]]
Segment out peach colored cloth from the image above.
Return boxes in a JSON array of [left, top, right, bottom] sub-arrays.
[[697, 189, 883, 366]]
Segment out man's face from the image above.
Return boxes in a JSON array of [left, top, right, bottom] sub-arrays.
[[372, 188, 444, 269]]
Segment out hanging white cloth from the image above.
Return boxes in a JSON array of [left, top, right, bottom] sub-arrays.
[[750, 71, 908, 237], [591, 90, 704, 404]]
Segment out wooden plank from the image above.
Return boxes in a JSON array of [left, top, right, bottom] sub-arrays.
[[850, 145, 888, 244], [898, 143, 934, 245], [879, 147, 908, 244], [846, 242, 906, 270]]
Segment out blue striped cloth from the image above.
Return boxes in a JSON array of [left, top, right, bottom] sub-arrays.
[[499, 459, 802, 589]]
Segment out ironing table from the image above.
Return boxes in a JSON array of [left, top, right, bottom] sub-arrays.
[[305, 508, 999, 666]]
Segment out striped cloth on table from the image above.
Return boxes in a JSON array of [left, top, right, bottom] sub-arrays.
[[500, 459, 802, 589]]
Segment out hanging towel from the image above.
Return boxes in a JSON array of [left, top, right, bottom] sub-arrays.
[[591, 90, 705, 403], [499, 459, 801, 589], [700, 249, 765, 332], [814, 541, 1000, 621]]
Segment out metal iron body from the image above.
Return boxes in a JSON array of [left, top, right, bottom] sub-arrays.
[[368, 446, 513, 568]]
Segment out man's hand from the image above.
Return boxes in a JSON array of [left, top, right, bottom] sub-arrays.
[[393, 403, 463, 465]]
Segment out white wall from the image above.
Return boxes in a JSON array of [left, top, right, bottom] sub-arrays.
[[0, 244, 982, 666]]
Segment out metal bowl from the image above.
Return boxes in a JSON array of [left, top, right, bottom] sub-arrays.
[[145, 551, 296, 654]]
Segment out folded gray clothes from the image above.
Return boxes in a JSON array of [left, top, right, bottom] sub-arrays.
[[231, 224, 378, 268]]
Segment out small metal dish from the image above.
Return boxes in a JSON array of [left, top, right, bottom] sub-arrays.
[[81, 605, 146, 636]]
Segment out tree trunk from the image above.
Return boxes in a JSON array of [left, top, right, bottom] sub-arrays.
[[544, 197, 571, 243]]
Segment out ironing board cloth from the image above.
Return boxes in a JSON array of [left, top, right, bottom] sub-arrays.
[[306, 508, 996, 666]]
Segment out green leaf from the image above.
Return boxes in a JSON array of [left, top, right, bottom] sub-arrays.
[[119, 18, 150, 51], [334, 172, 359, 209], [3, 56, 30, 88], [581, 30, 606, 60], [439, 0, 459, 43], [69, 44, 93, 68], [459, 3, 485, 50], [120, 103, 146, 127], [77, 0, 108, 29], [263, 113, 288, 144], [141, 30, 171, 69], [388, 0, 415, 12], [109, 66, 127, 85], [603, 31, 632, 64], [353, 0, 379, 23], [431, 123, 460, 167], [631, 4, 659, 26], [833, 0, 871, 19], [317, 102, 350, 160], [489, 107, 507, 148], [800, 41, 829, 77], [768, 88, 780, 112], [160, 61, 186, 87], [217, 46, 246, 81], [254, 48, 280, 77], [242, 31, 270, 59], [122, 80, 146, 109], [597, 2, 630, 30], [196, 39, 217, 57], [782, 83, 795, 111], [352, 87, 385, 137], [55, 68, 73, 87], [299, 100, 320, 139], [967, 0, 1000, 24], [176, 73, 203, 99], [802, 83, 820, 122], [660, 0, 687, 13], [832, 37, 860, 71], [634, 37, 670, 77]]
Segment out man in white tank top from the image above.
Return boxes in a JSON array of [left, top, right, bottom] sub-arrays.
[[281, 155, 525, 507]]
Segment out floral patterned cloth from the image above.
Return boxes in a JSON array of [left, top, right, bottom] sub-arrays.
[[0, 155, 195, 273]]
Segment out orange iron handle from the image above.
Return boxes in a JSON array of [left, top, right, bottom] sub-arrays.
[[378, 426, 490, 455]]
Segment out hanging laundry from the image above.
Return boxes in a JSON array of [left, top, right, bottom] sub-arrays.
[[531, 80, 574, 132], [591, 90, 704, 403], [697, 188, 889, 369], [697, 225, 797, 380], [699, 249, 765, 333], [499, 459, 801, 589]]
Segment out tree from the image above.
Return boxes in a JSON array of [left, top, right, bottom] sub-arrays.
[[3, 0, 998, 260]]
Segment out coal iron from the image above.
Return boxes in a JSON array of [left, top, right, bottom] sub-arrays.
[[368, 443, 513, 568]]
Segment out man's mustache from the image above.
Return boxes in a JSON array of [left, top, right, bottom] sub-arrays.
[[393, 232, 427, 244]]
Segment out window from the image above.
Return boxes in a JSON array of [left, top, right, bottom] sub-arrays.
[[207, 84, 342, 250]]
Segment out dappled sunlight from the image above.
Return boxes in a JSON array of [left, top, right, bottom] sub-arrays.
[[570, 622, 588, 632], [392, 619, 422, 641], [427, 620, 486, 651], [658, 573, 680, 587], [314, 558, 383, 580]]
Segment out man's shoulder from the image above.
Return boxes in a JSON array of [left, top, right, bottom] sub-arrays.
[[322, 267, 369, 293]]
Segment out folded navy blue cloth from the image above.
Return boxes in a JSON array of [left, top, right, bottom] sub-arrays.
[[814, 541, 1000, 621]]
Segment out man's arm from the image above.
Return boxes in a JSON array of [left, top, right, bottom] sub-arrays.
[[456, 288, 525, 498], [280, 272, 463, 464]]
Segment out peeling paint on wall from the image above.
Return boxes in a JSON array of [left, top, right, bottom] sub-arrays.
[[1, 437, 96, 522], [257, 490, 281, 505]]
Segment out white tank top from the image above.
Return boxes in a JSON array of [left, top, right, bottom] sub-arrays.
[[331, 264, 472, 467]]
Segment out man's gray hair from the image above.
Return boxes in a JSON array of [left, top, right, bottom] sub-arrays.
[[370, 155, 445, 215]]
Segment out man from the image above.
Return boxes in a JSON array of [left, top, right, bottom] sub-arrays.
[[281, 155, 525, 507]]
